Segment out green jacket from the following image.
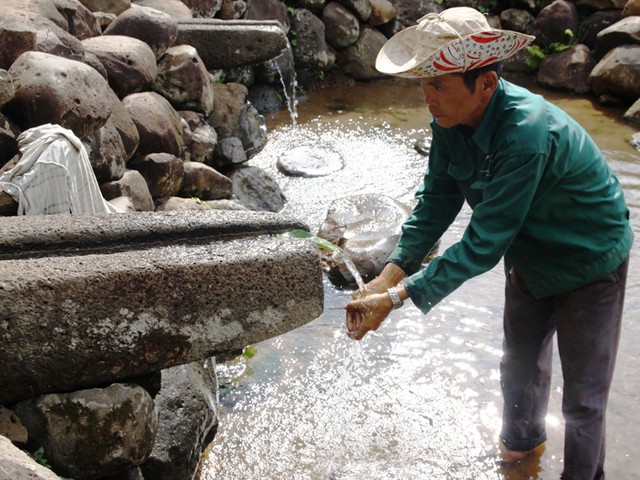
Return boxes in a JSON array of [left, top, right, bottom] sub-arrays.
[[389, 79, 633, 313]]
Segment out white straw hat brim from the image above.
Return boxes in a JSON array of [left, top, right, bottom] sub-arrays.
[[376, 22, 534, 78]]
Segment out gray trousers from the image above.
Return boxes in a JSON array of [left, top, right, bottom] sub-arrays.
[[499, 257, 629, 480]]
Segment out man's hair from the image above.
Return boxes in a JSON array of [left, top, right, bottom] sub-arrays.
[[458, 63, 503, 91]]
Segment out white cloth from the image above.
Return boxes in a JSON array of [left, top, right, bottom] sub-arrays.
[[0, 123, 120, 215]]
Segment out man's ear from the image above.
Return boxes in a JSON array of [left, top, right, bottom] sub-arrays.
[[480, 71, 499, 94]]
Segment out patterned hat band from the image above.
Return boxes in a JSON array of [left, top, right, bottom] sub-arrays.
[[376, 7, 535, 78]]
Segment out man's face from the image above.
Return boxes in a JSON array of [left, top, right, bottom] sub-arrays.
[[419, 73, 488, 130]]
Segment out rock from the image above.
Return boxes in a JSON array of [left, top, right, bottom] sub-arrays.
[[155, 196, 247, 211], [122, 91, 185, 158], [53, 0, 102, 40], [133, 0, 194, 20], [0, 113, 19, 168], [0, 0, 68, 30], [82, 35, 158, 98], [367, 0, 396, 27], [336, 27, 388, 80], [537, 44, 595, 94], [109, 94, 141, 162], [82, 115, 128, 182], [248, 84, 286, 114], [154, 45, 214, 116], [179, 111, 218, 164], [13, 384, 158, 480], [179, 161, 232, 200], [623, 97, 640, 125], [140, 360, 219, 480], [129, 152, 184, 199], [218, 0, 248, 20], [0, 405, 28, 446], [534, 0, 579, 48], [176, 18, 289, 71], [590, 45, 640, 103], [580, 10, 622, 49], [0, 435, 64, 480], [215, 136, 248, 167], [290, 8, 332, 74], [100, 168, 155, 210], [500, 8, 536, 35], [226, 165, 286, 212], [209, 82, 267, 159], [78, 0, 131, 15], [384, 0, 442, 36], [103, 5, 179, 57], [4, 51, 113, 139], [335, 0, 371, 21], [180, 0, 223, 18], [322, 2, 360, 49], [622, 0, 640, 16], [595, 15, 640, 59], [277, 145, 344, 177], [245, 0, 290, 30], [317, 193, 412, 285]]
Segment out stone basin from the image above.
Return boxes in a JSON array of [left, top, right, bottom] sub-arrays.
[[0, 210, 324, 404], [176, 19, 289, 70]]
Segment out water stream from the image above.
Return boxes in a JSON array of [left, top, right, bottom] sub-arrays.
[[200, 78, 640, 480]]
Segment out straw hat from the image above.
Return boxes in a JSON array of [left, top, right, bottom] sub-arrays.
[[376, 7, 535, 78]]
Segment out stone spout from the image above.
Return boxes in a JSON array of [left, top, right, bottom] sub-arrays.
[[0, 211, 324, 404], [176, 19, 289, 70]]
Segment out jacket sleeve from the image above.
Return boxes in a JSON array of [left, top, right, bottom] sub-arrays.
[[397, 141, 548, 314]]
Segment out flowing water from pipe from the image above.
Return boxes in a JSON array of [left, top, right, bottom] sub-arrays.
[[200, 77, 640, 480]]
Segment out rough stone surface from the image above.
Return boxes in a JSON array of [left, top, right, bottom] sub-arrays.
[[0, 435, 64, 480], [100, 168, 155, 211], [590, 45, 640, 102], [128, 152, 184, 199], [4, 51, 113, 139], [176, 19, 289, 70], [140, 360, 219, 480], [103, 5, 179, 57], [82, 35, 158, 98], [122, 91, 185, 158], [0, 406, 28, 446], [537, 44, 595, 93], [13, 384, 158, 480], [153, 45, 215, 116], [179, 161, 232, 200], [227, 165, 287, 212], [179, 110, 218, 164], [0, 210, 322, 404]]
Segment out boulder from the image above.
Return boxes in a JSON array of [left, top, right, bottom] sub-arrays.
[[129, 152, 184, 199], [122, 91, 185, 158], [322, 2, 360, 49], [153, 45, 214, 116], [4, 51, 113, 139], [82, 34, 158, 98], [591, 45, 640, 103], [103, 5, 179, 57], [537, 44, 595, 94], [179, 160, 232, 200], [13, 384, 158, 480], [100, 168, 155, 210], [179, 110, 218, 164]]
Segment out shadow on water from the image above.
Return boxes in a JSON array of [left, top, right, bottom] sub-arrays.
[[199, 78, 640, 480]]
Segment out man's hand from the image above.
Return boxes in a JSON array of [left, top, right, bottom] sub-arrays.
[[345, 292, 394, 340]]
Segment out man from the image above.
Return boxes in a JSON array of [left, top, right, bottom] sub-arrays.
[[344, 7, 633, 480]]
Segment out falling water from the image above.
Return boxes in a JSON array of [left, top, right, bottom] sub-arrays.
[[276, 60, 299, 128]]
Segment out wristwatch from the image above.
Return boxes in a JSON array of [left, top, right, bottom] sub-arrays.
[[387, 286, 404, 309]]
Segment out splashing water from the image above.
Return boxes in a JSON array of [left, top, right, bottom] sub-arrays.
[[279, 229, 367, 293], [276, 61, 299, 128]]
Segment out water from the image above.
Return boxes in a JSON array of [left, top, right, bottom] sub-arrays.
[[199, 78, 640, 480]]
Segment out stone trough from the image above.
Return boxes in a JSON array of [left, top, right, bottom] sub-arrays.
[[176, 19, 289, 70], [0, 210, 324, 405]]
